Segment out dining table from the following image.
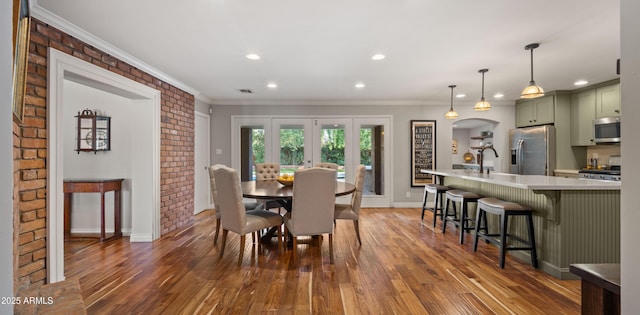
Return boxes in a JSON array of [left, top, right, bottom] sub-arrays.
[[241, 179, 356, 212], [241, 179, 356, 242]]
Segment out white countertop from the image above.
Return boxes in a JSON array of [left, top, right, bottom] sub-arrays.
[[421, 169, 620, 190]]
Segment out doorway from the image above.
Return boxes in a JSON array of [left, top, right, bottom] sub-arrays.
[[232, 116, 391, 207], [47, 48, 161, 283], [194, 112, 211, 214]]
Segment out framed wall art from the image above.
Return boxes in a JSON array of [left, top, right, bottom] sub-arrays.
[[12, 0, 30, 124], [410, 120, 436, 186]]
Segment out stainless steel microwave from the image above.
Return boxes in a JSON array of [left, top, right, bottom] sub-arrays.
[[593, 116, 621, 143]]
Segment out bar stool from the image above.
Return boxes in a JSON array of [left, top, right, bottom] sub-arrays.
[[421, 184, 450, 227], [473, 197, 538, 269], [442, 189, 483, 244]]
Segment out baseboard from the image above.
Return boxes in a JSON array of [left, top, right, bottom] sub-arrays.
[[129, 234, 153, 242]]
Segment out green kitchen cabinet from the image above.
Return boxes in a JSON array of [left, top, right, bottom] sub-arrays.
[[595, 82, 620, 118], [516, 95, 555, 127], [570, 89, 596, 146]]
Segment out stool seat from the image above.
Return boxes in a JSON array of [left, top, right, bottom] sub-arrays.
[[446, 189, 481, 200], [442, 190, 483, 244], [425, 184, 450, 192], [474, 197, 538, 269], [421, 184, 451, 228], [477, 197, 531, 212]]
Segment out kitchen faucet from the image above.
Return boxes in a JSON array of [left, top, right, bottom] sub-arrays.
[[479, 146, 499, 174]]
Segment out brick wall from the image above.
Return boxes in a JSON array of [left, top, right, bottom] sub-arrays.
[[14, 18, 195, 290]]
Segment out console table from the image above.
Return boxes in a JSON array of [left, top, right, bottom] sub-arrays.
[[64, 178, 124, 241]]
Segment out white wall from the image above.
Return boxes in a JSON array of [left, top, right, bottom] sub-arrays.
[[209, 103, 516, 204], [452, 129, 471, 165], [620, 0, 639, 312], [1, 0, 16, 311], [62, 80, 134, 234]]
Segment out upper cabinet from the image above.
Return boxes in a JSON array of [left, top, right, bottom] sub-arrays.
[[516, 95, 555, 127], [570, 89, 596, 146], [570, 80, 620, 146], [595, 82, 620, 118]]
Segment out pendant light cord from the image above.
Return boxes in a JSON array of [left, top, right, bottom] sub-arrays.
[[530, 48, 535, 84], [449, 85, 455, 110]]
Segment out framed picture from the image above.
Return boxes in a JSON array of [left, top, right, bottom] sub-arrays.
[[410, 120, 436, 186], [12, 0, 30, 124]]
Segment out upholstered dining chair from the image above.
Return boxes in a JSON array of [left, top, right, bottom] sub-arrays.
[[254, 162, 283, 212], [283, 167, 337, 264], [334, 164, 366, 245], [213, 165, 283, 266], [314, 162, 339, 170], [255, 162, 280, 180], [208, 165, 263, 244]]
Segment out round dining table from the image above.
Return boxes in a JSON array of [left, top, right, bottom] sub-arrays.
[[241, 180, 356, 212]]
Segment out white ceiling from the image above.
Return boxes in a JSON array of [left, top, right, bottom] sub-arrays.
[[32, 0, 620, 106]]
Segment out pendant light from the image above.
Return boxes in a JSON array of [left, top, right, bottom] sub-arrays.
[[521, 43, 545, 98], [445, 85, 459, 119], [474, 69, 491, 111]]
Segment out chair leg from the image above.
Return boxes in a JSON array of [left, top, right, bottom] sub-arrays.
[[354, 220, 362, 245], [421, 187, 429, 221], [442, 198, 450, 233], [238, 234, 246, 266], [473, 208, 483, 252], [459, 201, 467, 244], [432, 192, 440, 228], [499, 214, 508, 269], [292, 237, 298, 265], [214, 218, 220, 244], [277, 225, 283, 252], [219, 229, 228, 257], [526, 214, 538, 268], [329, 234, 334, 264]]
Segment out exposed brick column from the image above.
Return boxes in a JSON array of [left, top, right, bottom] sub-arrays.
[[14, 18, 195, 290]]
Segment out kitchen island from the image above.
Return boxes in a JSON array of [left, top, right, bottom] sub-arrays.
[[422, 169, 620, 279]]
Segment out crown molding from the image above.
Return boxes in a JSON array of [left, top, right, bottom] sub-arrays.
[[30, 2, 212, 103]]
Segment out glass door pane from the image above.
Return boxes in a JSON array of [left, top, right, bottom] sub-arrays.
[[360, 125, 384, 195], [273, 119, 312, 176], [313, 119, 352, 181]]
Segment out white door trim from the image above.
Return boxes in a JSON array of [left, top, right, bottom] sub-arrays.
[[194, 111, 211, 213], [47, 48, 161, 283]]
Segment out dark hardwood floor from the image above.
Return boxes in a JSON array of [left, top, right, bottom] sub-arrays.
[[64, 208, 581, 314]]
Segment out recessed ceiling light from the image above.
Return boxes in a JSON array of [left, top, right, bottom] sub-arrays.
[[494, 93, 504, 98], [355, 82, 366, 89], [371, 54, 386, 61], [246, 53, 261, 60], [574, 80, 589, 86], [267, 82, 278, 89], [456, 94, 466, 98]]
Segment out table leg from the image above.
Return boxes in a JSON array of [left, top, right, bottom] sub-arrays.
[[100, 192, 106, 241], [114, 189, 122, 238], [64, 192, 72, 240]]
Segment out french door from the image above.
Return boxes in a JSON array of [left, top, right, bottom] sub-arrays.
[[232, 116, 391, 207]]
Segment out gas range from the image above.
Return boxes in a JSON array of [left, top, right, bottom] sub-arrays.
[[578, 168, 621, 182]]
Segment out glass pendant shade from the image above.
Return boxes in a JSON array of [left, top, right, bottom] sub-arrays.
[[445, 108, 459, 119], [521, 43, 545, 99], [474, 99, 491, 111], [474, 69, 491, 111], [521, 82, 545, 98], [445, 85, 459, 119]]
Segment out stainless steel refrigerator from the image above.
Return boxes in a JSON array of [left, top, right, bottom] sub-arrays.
[[509, 125, 555, 176]]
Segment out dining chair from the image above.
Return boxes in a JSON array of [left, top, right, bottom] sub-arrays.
[[314, 162, 339, 170], [283, 167, 337, 264], [334, 164, 366, 245], [255, 162, 281, 180], [208, 165, 263, 244], [213, 165, 283, 266], [254, 162, 283, 212]]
